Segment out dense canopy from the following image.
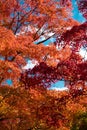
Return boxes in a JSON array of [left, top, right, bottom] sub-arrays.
[[0, 0, 87, 130]]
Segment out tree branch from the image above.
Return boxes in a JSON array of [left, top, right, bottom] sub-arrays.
[[36, 33, 55, 45]]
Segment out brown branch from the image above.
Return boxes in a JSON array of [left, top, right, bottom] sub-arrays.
[[36, 33, 55, 45]]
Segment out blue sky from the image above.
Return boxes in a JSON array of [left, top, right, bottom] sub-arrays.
[[72, 0, 85, 23]]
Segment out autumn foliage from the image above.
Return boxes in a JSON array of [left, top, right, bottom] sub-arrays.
[[0, 0, 87, 130]]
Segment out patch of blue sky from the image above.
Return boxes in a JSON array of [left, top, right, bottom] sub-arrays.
[[2, 79, 13, 86], [50, 80, 68, 91], [19, 0, 24, 5], [34, 35, 55, 45], [0, 56, 5, 60], [72, 0, 86, 23], [51, 80, 65, 88], [6, 79, 13, 86], [43, 37, 55, 45]]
